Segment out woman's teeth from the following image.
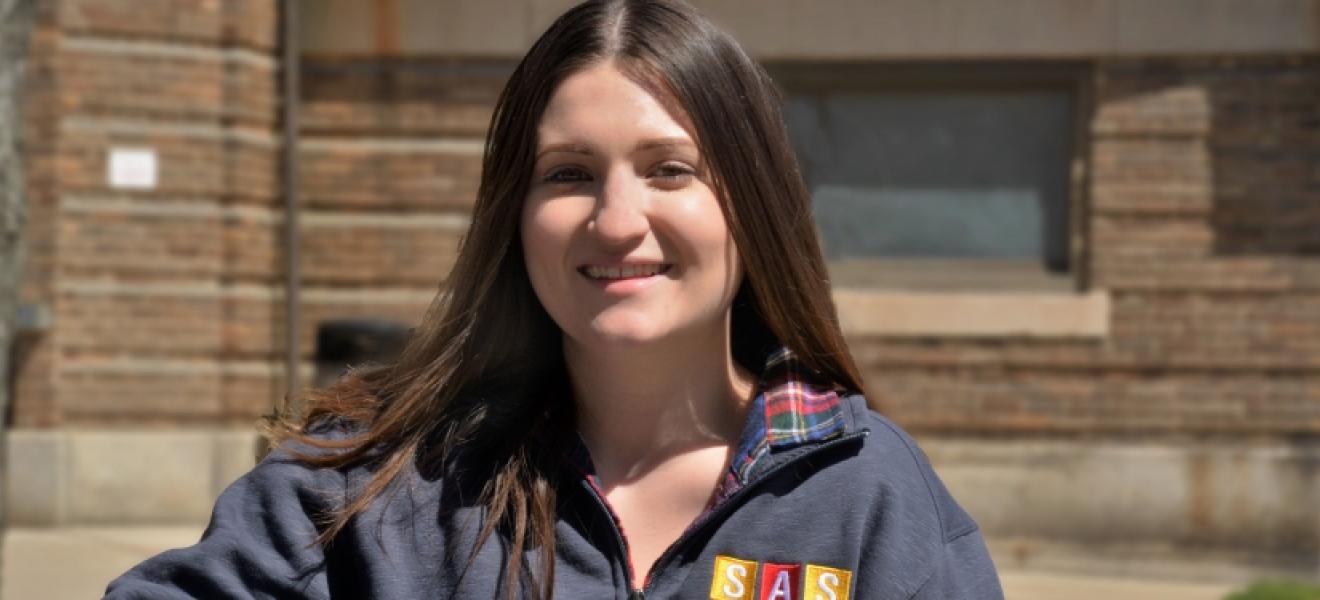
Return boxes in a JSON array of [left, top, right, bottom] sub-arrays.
[[583, 264, 669, 279]]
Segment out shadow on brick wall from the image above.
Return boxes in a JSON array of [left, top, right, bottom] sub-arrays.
[[1204, 58, 1320, 258]]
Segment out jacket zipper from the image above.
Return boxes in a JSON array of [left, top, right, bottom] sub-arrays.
[[578, 477, 645, 599], [579, 430, 869, 599]]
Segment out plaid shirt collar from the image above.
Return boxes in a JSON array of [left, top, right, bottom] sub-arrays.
[[716, 347, 847, 501]]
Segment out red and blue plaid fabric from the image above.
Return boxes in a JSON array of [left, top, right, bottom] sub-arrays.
[[715, 347, 845, 503]]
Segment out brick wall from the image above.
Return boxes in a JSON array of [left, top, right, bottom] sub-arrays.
[[860, 56, 1320, 435], [290, 59, 494, 388], [13, 19, 494, 427], [14, 0, 283, 427], [13, 1, 1319, 439]]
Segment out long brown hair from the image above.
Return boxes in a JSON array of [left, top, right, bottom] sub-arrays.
[[268, 0, 864, 597]]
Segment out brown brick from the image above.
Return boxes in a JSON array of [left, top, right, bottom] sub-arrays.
[[1108, 293, 1320, 366], [872, 371, 1320, 434], [223, 211, 280, 281], [300, 59, 506, 137], [1090, 137, 1211, 186], [60, 0, 222, 44], [59, 208, 225, 279], [300, 222, 462, 286], [299, 145, 482, 212], [58, 366, 222, 422], [221, 369, 285, 421], [57, 291, 223, 355], [59, 0, 275, 50], [10, 335, 59, 427], [56, 45, 276, 127]]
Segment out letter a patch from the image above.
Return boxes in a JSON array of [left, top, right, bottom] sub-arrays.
[[710, 555, 758, 600], [758, 562, 801, 600], [803, 564, 852, 600]]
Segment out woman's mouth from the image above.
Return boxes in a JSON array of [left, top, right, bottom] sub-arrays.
[[579, 264, 673, 280]]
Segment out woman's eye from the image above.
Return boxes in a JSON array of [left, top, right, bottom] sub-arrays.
[[652, 163, 696, 186], [543, 167, 592, 183]]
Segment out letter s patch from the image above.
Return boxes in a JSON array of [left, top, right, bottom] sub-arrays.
[[803, 564, 852, 600], [710, 555, 758, 600]]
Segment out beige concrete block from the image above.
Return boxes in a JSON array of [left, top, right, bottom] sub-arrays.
[[2, 526, 206, 600], [1113, 0, 1319, 55], [402, 0, 530, 54], [766, 0, 1111, 59], [211, 430, 261, 498], [929, 440, 1190, 540], [66, 431, 217, 524], [300, 0, 374, 55], [528, 0, 592, 37], [923, 437, 1320, 574], [5, 430, 68, 525], [834, 289, 1110, 338], [1000, 570, 1237, 600], [6, 429, 265, 526]]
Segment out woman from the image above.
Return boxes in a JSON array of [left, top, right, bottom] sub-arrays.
[[106, 0, 1003, 598]]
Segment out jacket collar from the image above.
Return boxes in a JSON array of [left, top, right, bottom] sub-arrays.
[[716, 347, 852, 501], [758, 347, 848, 449]]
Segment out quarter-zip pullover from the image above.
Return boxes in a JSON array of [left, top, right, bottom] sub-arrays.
[[105, 351, 1004, 599]]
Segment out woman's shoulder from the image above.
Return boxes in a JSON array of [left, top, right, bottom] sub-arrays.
[[244, 417, 377, 495], [835, 393, 983, 544], [833, 393, 1004, 598]]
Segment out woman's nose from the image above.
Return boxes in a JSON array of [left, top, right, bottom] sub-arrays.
[[590, 170, 649, 246]]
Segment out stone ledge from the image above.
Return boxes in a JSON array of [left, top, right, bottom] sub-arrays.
[[6, 429, 261, 526], [835, 289, 1110, 338]]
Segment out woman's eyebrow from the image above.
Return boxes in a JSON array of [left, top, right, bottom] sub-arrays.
[[535, 142, 593, 161], [534, 137, 696, 161], [634, 137, 696, 152]]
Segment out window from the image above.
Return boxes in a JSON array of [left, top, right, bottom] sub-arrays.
[[774, 64, 1088, 292]]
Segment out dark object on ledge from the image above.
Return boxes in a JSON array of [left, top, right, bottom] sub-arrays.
[[314, 319, 412, 387]]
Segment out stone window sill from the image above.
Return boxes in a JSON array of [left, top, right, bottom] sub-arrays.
[[833, 288, 1110, 339]]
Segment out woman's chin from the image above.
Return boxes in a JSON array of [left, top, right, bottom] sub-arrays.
[[584, 318, 665, 346], [562, 308, 725, 349]]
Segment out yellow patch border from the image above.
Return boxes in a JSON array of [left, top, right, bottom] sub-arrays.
[[709, 554, 759, 600], [804, 563, 852, 600]]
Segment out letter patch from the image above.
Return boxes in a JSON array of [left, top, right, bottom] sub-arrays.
[[710, 555, 758, 600], [804, 564, 852, 600], [758, 562, 801, 600]]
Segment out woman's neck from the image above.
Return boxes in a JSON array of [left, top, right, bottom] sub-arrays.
[[564, 326, 756, 486]]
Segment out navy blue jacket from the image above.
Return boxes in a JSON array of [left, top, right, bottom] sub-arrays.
[[105, 373, 1003, 599]]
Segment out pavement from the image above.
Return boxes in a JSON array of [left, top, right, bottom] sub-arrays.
[[1, 526, 1241, 600]]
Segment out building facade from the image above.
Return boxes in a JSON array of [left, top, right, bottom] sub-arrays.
[[9, 0, 1320, 579]]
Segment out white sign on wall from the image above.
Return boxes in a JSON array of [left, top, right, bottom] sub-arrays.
[[107, 147, 158, 190]]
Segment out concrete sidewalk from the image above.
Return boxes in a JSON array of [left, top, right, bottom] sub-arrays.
[[1, 526, 1240, 600]]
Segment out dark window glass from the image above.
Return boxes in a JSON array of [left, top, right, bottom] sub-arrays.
[[783, 90, 1074, 288]]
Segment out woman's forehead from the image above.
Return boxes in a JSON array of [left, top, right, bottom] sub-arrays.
[[536, 62, 697, 150]]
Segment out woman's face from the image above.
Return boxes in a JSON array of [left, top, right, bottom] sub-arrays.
[[521, 62, 741, 349]]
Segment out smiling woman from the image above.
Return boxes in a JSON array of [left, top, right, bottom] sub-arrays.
[[523, 61, 757, 577], [524, 63, 742, 347], [103, 1, 1003, 599]]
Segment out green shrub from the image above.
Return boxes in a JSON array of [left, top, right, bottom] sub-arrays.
[[1226, 581, 1320, 600]]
